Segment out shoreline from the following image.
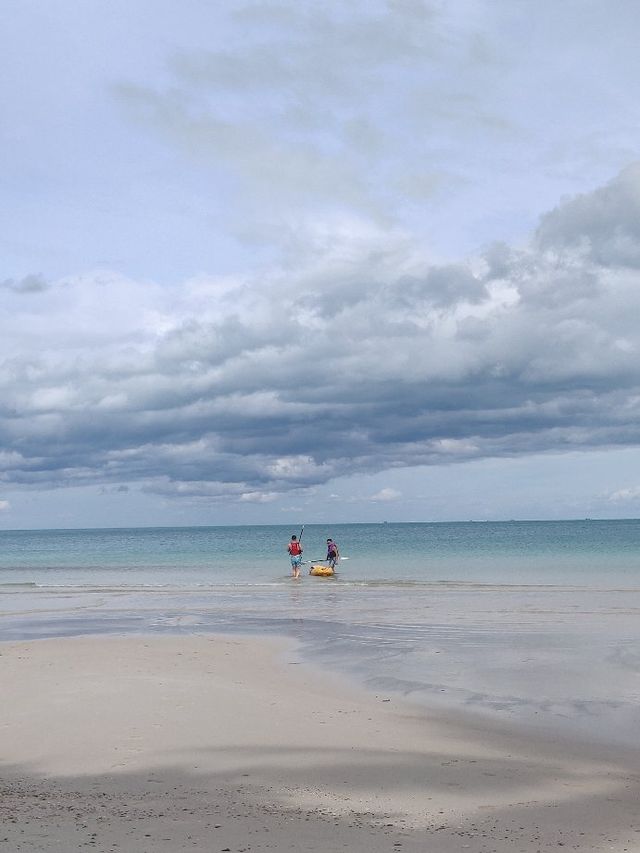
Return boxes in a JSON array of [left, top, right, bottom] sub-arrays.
[[2, 633, 640, 851], [4, 578, 640, 753]]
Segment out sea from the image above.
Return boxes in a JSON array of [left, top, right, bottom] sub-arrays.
[[2, 520, 640, 748]]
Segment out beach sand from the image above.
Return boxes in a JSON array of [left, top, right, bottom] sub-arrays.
[[1, 634, 639, 852]]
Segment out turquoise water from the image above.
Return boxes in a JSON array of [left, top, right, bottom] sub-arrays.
[[1, 519, 640, 586], [2, 520, 640, 747]]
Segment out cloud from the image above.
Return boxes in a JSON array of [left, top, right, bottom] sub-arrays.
[[2, 166, 640, 504], [535, 163, 640, 268], [369, 488, 402, 502], [100, 485, 130, 495], [0, 500, 10, 511], [239, 491, 278, 503], [113, 1, 513, 237], [607, 487, 640, 503], [0, 274, 48, 294]]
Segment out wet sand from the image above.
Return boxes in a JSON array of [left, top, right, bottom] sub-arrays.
[[1, 634, 639, 851]]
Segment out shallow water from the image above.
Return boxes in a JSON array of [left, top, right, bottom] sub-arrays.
[[2, 521, 640, 747]]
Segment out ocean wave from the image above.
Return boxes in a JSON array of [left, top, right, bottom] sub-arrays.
[[2, 578, 638, 595]]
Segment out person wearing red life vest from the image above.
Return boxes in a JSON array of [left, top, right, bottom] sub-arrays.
[[287, 534, 303, 578]]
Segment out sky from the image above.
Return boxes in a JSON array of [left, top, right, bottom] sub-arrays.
[[2, 0, 640, 529]]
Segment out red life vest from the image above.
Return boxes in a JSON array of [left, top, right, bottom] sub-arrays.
[[289, 541, 302, 555]]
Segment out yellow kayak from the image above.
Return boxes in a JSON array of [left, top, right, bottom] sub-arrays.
[[309, 564, 335, 577]]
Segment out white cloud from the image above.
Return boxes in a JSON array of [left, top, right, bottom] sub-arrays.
[[239, 491, 278, 503], [369, 488, 402, 502], [0, 500, 10, 512], [607, 487, 640, 503]]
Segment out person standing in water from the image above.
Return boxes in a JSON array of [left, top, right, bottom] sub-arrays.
[[287, 534, 303, 578], [326, 538, 340, 569]]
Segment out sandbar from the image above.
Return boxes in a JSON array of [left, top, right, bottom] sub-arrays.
[[1, 634, 639, 851]]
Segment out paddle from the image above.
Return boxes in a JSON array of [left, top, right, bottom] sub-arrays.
[[305, 556, 349, 562]]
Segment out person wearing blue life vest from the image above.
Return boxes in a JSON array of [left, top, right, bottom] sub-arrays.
[[326, 538, 340, 569]]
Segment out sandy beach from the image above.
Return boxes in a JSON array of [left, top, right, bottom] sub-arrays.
[[1, 634, 639, 852]]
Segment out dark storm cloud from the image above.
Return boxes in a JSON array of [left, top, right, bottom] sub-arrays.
[[2, 166, 640, 503], [1, 274, 48, 293]]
